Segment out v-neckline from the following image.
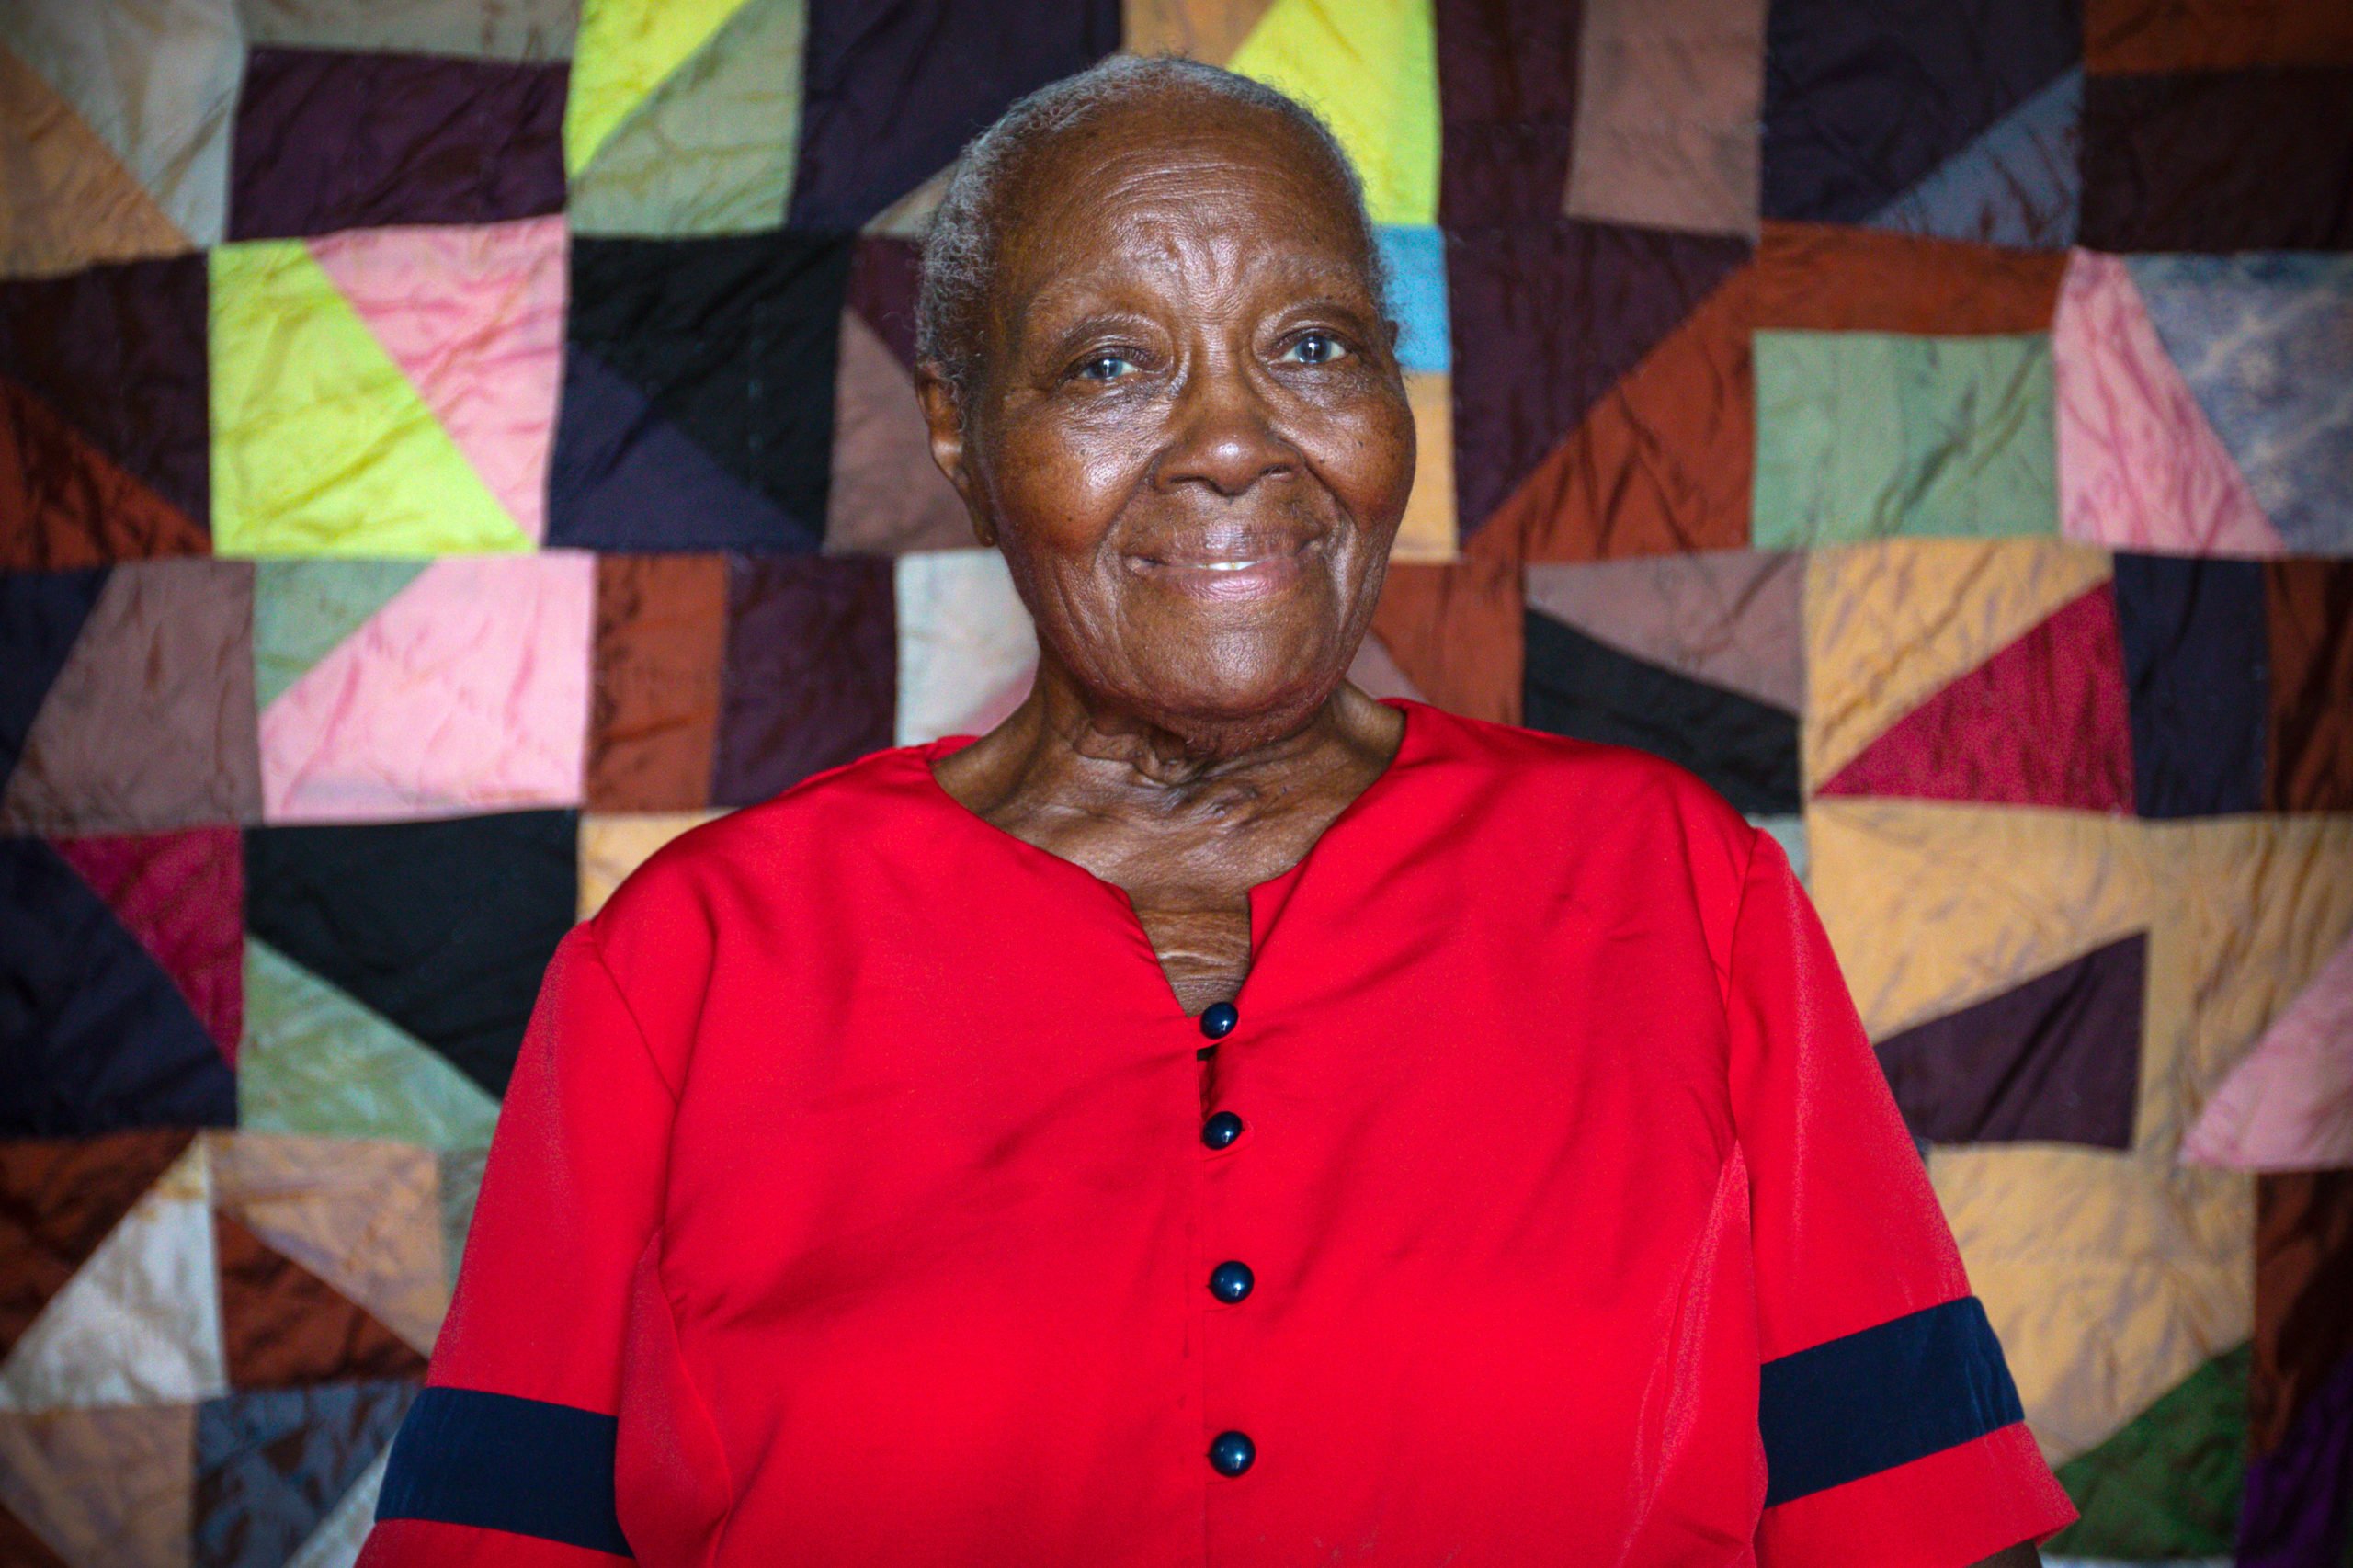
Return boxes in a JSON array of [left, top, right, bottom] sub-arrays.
[[912, 698, 1426, 1021]]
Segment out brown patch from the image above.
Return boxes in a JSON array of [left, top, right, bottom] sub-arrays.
[[1490, 263, 1755, 562], [586, 552, 728, 812], [2265, 560, 2353, 812], [2253, 1171, 2353, 1456], [0, 381, 210, 568], [1370, 559, 1525, 725], [1754, 222, 2066, 335], [0, 1130, 196, 1355], [2086, 0, 2353, 73], [215, 1210, 430, 1389]]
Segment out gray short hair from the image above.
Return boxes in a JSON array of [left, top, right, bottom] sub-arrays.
[[915, 54, 1388, 404]]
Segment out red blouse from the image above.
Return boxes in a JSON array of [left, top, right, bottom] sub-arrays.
[[358, 699, 2076, 1566]]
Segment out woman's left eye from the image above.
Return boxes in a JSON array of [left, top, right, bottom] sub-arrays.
[[1279, 333, 1347, 366], [1075, 354, 1135, 381]]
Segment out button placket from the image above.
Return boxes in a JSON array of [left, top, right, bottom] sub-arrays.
[[1198, 1000, 1255, 1479]]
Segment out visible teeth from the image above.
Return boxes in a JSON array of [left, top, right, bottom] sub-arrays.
[[1199, 559, 1262, 571]]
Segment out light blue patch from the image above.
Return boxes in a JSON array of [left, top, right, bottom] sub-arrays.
[[1870, 69, 2081, 250], [2128, 253, 2353, 554], [1376, 224, 1450, 373]]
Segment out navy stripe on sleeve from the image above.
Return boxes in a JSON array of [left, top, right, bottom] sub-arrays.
[[1759, 1294, 2026, 1506], [375, 1386, 632, 1556]]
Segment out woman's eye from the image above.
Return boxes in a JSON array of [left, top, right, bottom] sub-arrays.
[[1075, 354, 1135, 381], [1279, 332, 1347, 366]]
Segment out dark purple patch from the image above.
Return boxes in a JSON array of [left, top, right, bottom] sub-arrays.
[[1761, 0, 2081, 223], [1446, 220, 1751, 540], [0, 257, 210, 528], [2237, 1347, 2353, 1568], [1435, 0, 1583, 227], [789, 0, 1120, 231], [228, 47, 567, 239], [847, 237, 925, 370], [2081, 67, 2353, 252], [712, 556, 896, 806], [1875, 932, 2145, 1149]]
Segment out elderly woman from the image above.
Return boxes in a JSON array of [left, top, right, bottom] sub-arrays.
[[359, 57, 2075, 1567]]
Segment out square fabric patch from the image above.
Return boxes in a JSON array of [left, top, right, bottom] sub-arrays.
[[1563, 0, 1765, 238], [1, 560, 260, 837], [1523, 551, 1803, 813], [712, 556, 895, 805], [586, 552, 729, 812], [895, 551, 1035, 746], [787, 0, 1120, 229], [0, 0, 241, 276], [565, 0, 806, 236], [1753, 331, 2058, 549], [824, 236, 972, 555], [547, 231, 854, 552], [2111, 553, 2268, 820], [1760, 0, 2080, 233], [2079, 67, 2353, 252], [244, 812, 578, 1104], [254, 554, 595, 824], [210, 216, 567, 556], [227, 47, 566, 239], [0, 257, 210, 569]]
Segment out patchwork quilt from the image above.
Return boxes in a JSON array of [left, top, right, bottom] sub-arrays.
[[0, 0, 2347, 1562]]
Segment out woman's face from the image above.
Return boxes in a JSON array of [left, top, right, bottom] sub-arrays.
[[924, 97, 1416, 738]]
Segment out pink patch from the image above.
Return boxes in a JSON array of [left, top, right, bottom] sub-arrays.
[[307, 216, 569, 544], [259, 553, 595, 823], [51, 827, 244, 1063], [1817, 582, 2136, 812], [2183, 937, 2353, 1172], [2053, 250, 2282, 558]]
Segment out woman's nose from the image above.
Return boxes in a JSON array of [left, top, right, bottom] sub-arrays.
[[1154, 358, 1300, 497]]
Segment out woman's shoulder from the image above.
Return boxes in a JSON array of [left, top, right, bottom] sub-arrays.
[[584, 742, 943, 957]]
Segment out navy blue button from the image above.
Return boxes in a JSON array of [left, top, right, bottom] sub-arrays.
[[1200, 1111, 1245, 1150], [1209, 1261, 1254, 1303], [1208, 1430, 1256, 1477], [1199, 1001, 1239, 1040]]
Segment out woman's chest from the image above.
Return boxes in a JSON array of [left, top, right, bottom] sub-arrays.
[[642, 919, 1762, 1562]]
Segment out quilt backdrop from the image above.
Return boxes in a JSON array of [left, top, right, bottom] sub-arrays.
[[2, 0, 2350, 1562]]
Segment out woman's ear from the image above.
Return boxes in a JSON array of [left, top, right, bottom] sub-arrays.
[[915, 364, 997, 548]]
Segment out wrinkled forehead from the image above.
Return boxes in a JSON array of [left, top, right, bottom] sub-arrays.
[[985, 98, 1380, 346]]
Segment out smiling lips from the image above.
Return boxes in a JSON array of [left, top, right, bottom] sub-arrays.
[[1130, 531, 1324, 602]]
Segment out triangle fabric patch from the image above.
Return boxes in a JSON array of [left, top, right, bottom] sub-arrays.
[[1875, 930, 2146, 1149], [1869, 68, 2081, 250], [2128, 253, 2353, 555], [2184, 935, 2353, 1172], [194, 1379, 416, 1568], [2046, 1342, 2249, 1559], [213, 1132, 449, 1357], [566, 0, 804, 238], [2053, 251, 2281, 556], [0, 45, 190, 276], [1524, 606, 1800, 814], [0, 1401, 196, 1568], [306, 216, 567, 544], [214, 1211, 429, 1388], [0, 379, 209, 570], [252, 560, 431, 713], [0, 1129, 196, 1357], [1524, 550, 1804, 714], [0, 836, 238, 1137], [238, 937, 503, 1153], [1816, 580, 2135, 812], [1227, 0, 1438, 224], [208, 238, 531, 556], [51, 826, 243, 1063], [546, 339, 821, 551], [0, 568, 108, 790], [563, 0, 756, 173], [825, 312, 972, 554], [0, 1136, 224, 1410]]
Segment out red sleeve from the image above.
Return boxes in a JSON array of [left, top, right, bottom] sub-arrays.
[[1728, 829, 2079, 1566], [358, 922, 676, 1563]]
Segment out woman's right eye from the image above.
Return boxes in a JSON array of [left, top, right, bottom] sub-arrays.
[[1075, 353, 1135, 381]]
